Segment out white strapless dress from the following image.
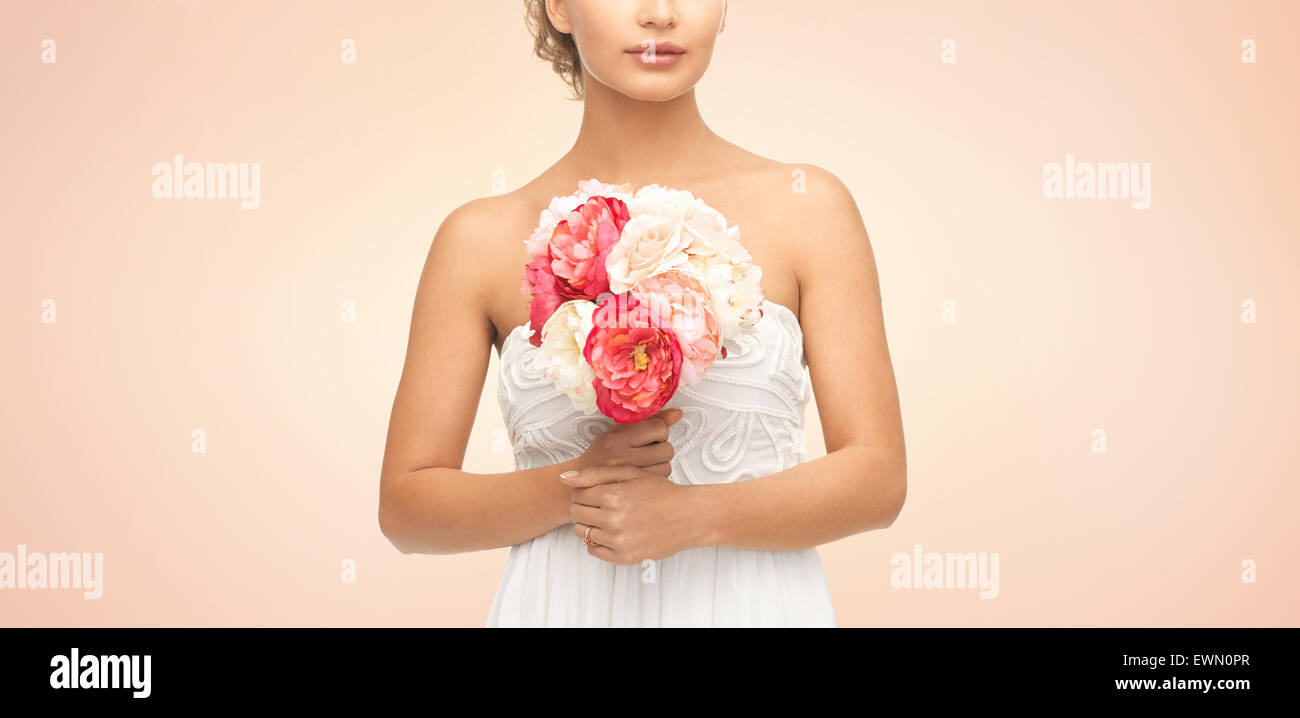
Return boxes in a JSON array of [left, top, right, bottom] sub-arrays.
[[487, 301, 838, 627]]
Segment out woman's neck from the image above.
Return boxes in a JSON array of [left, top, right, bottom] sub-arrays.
[[558, 78, 725, 189]]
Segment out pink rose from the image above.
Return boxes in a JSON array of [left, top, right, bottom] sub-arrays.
[[548, 196, 630, 300], [583, 294, 683, 424], [630, 269, 722, 386]]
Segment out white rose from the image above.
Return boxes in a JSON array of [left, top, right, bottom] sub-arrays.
[[685, 221, 746, 261], [629, 185, 747, 260], [538, 299, 598, 413], [605, 214, 691, 294]]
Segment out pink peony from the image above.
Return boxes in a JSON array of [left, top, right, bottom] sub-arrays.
[[547, 196, 630, 300], [583, 293, 683, 424], [521, 256, 569, 347], [522, 195, 628, 347], [630, 269, 722, 386], [525, 179, 632, 259]]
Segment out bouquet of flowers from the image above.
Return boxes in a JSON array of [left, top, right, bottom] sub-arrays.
[[521, 179, 765, 423]]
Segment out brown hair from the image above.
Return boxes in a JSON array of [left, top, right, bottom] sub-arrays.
[[524, 0, 584, 100]]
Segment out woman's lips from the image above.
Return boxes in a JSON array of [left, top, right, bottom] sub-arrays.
[[625, 40, 686, 65]]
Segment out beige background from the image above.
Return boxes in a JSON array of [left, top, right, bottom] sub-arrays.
[[1, 0, 1297, 626]]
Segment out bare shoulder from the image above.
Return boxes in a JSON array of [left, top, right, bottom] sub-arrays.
[[423, 189, 539, 290], [423, 181, 575, 346], [747, 161, 859, 216], [432, 191, 535, 252], [770, 163, 867, 253], [723, 158, 869, 270], [703, 155, 860, 226], [405, 191, 538, 358]]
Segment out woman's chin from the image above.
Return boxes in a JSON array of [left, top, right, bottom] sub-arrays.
[[586, 66, 700, 103], [616, 78, 698, 102]]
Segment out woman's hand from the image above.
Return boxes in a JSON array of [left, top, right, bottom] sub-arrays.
[[573, 408, 682, 476], [561, 464, 703, 566]]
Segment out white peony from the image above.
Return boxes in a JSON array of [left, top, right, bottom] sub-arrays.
[[538, 299, 598, 413], [525, 178, 632, 259], [688, 252, 765, 344]]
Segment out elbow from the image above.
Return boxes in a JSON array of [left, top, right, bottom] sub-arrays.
[[378, 479, 414, 555], [379, 469, 457, 555], [882, 454, 908, 529], [378, 504, 411, 555]]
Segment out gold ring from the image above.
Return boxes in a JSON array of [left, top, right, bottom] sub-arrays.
[[583, 525, 595, 547]]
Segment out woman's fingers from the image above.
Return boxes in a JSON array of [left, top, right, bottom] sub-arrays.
[[586, 542, 623, 563], [569, 502, 601, 527], [571, 521, 610, 549], [658, 407, 683, 428], [642, 461, 672, 477], [629, 440, 674, 467], [560, 464, 641, 488], [625, 410, 677, 447]]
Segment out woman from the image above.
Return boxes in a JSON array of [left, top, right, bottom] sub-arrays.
[[378, 0, 906, 627]]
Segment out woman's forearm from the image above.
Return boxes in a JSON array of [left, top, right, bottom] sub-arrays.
[[379, 458, 580, 555], [688, 445, 906, 553]]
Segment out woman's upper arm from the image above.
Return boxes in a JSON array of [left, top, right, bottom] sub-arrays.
[[380, 200, 499, 487], [791, 167, 905, 462]]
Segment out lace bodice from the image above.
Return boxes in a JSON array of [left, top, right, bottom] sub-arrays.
[[496, 301, 810, 485]]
